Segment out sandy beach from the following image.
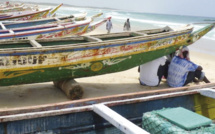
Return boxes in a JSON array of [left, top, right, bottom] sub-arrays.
[[0, 23, 215, 109]]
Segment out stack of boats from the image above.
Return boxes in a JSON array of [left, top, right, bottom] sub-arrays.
[[0, 2, 214, 97], [1, 1, 215, 134], [0, 2, 110, 41]]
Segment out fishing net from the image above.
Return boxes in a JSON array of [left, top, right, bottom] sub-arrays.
[[142, 107, 215, 134]]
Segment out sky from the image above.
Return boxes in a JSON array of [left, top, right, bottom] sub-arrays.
[[11, 0, 215, 17]]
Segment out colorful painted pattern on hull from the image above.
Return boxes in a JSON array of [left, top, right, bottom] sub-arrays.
[[0, 8, 50, 21], [0, 23, 90, 41], [0, 23, 213, 86], [0, 32, 191, 86], [0, 6, 26, 13], [0, 17, 110, 41]]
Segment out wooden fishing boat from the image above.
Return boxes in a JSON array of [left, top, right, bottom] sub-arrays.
[[0, 16, 110, 41], [0, 5, 29, 13], [0, 83, 214, 133], [0, 3, 40, 13], [0, 8, 51, 21], [0, 23, 213, 99], [0, 24, 213, 84], [0, 13, 87, 29], [0, 1, 23, 9], [0, 12, 100, 29], [0, 3, 63, 21]]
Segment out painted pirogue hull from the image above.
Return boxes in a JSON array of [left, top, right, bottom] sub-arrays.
[[1, 15, 75, 29], [0, 23, 213, 86], [0, 17, 109, 42], [0, 83, 214, 133], [0, 8, 51, 21], [0, 6, 27, 13]]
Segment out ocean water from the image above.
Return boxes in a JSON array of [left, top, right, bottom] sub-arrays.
[[39, 4, 215, 40], [37, 3, 215, 56]]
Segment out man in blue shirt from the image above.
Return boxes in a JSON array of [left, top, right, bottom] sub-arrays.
[[167, 46, 210, 87]]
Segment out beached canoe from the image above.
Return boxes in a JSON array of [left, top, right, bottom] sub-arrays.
[[0, 8, 51, 21], [0, 5, 31, 13], [0, 3, 63, 21], [0, 12, 101, 29], [0, 16, 110, 41], [0, 83, 214, 133], [0, 2, 42, 14], [0, 1, 23, 9], [0, 23, 213, 87], [0, 13, 87, 29]]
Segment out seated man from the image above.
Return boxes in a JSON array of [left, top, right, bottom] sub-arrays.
[[167, 46, 210, 87], [139, 56, 169, 86]]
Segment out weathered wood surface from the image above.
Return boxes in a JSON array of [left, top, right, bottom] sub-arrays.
[[93, 104, 149, 134], [54, 79, 84, 100], [0, 83, 214, 117]]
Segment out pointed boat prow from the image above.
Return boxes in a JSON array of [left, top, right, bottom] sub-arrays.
[[187, 23, 215, 45]]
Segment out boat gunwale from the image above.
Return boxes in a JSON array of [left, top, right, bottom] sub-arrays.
[[2, 15, 75, 27], [0, 26, 193, 53], [0, 18, 91, 39], [0, 7, 51, 21], [0, 83, 214, 122]]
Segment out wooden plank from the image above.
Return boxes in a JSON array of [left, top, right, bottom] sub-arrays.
[[9, 29, 14, 34], [93, 104, 149, 134], [54, 17, 61, 21], [84, 35, 103, 42], [163, 26, 173, 32], [0, 87, 214, 122], [131, 31, 148, 36], [29, 40, 42, 47], [198, 88, 215, 99], [0, 83, 214, 117], [0, 22, 6, 30]]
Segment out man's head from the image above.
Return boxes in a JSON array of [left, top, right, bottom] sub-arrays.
[[182, 51, 188, 59], [179, 46, 190, 60]]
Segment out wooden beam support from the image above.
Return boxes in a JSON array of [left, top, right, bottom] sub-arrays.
[[53, 79, 83, 100], [84, 35, 103, 42], [9, 29, 14, 34], [131, 31, 147, 36], [0, 22, 6, 30], [54, 17, 61, 21], [93, 104, 149, 134], [29, 40, 42, 48], [198, 88, 215, 99]]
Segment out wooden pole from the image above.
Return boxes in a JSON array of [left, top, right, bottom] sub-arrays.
[[53, 79, 83, 100], [93, 104, 149, 134]]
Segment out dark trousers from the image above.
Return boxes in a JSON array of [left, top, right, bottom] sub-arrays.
[[184, 70, 202, 86], [157, 60, 170, 84]]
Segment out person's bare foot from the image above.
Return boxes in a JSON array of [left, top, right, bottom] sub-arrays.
[[203, 76, 210, 83]]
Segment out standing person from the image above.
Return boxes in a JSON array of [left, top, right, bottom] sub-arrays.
[[139, 56, 169, 86], [167, 46, 210, 87], [124, 18, 131, 31], [106, 19, 113, 34]]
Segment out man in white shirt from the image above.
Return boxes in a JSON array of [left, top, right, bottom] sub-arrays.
[[139, 56, 168, 86]]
